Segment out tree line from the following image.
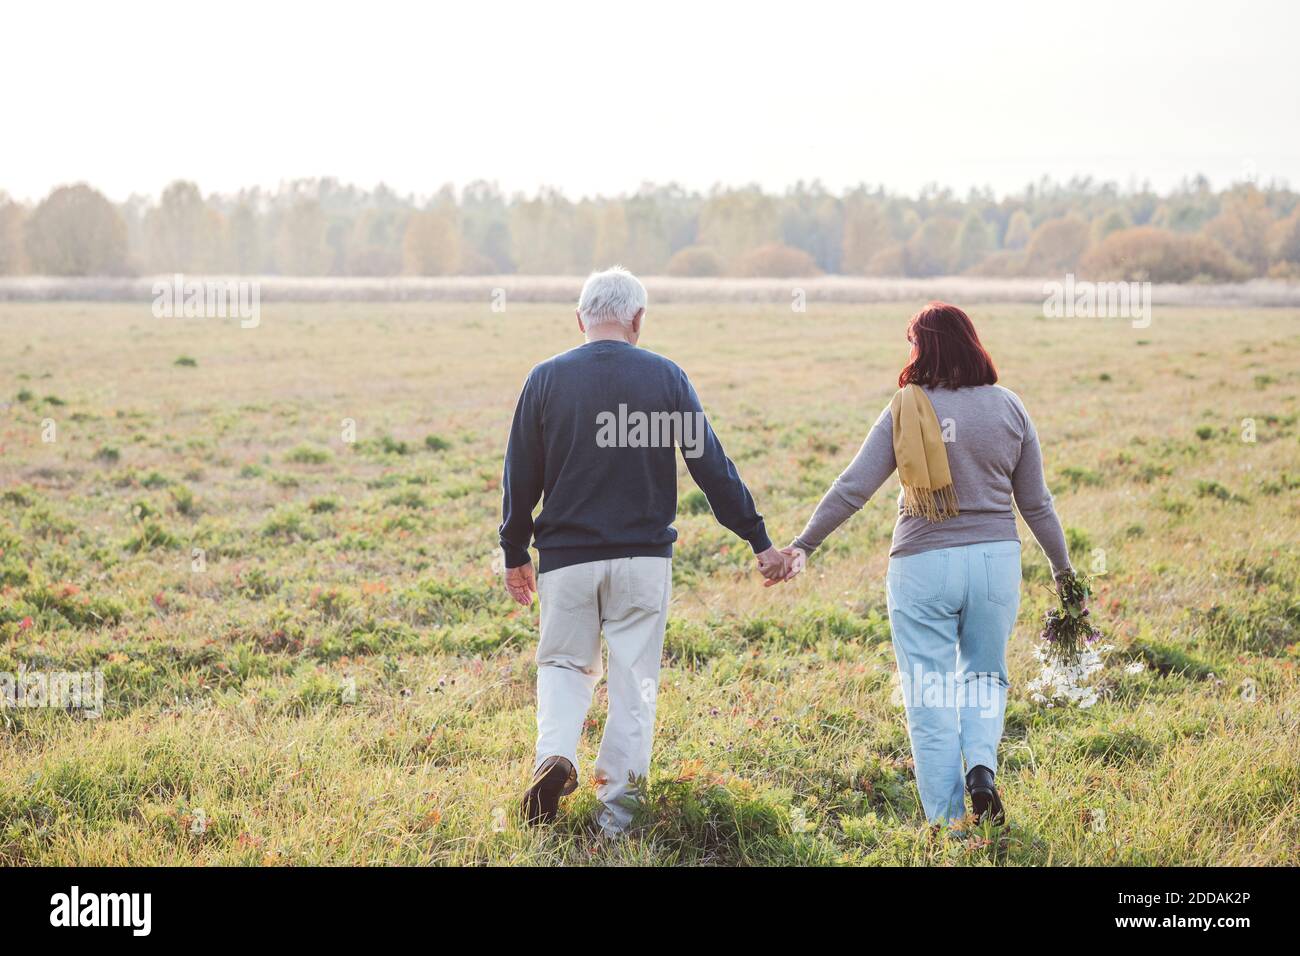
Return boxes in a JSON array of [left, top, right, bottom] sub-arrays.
[[1, 176, 1298, 282]]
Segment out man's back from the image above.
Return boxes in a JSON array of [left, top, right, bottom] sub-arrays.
[[499, 340, 770, 574]]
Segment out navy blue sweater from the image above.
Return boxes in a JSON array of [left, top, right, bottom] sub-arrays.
[[499, 340, 771, 573]]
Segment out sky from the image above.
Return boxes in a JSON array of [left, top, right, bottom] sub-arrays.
[[5, 0, 1298, 203]]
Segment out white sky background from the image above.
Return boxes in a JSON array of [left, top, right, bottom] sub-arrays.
[[5, 0, 1299, 203]]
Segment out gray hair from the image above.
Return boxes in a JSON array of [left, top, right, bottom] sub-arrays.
[[577, 266, 647, 328]]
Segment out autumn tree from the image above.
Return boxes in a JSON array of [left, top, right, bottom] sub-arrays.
[[593, 203, 629, 269], [510, 190, 593, 274], [698, 189, 779, 267], [0, 196, 27, 274], [1003, 209, 1033, 250], [780, 182, 843, 272], [347, 207, 407, 276], [25, 184, 128, 275], [953, 212, 993, 272], [621, 194, 672, 274], [904, 216, 960, 276], [145, 180, 226, 272], [1206, 186, 1272, 274], [228, 199, 263, 273], [274, 199, 330, 275], [460, 181, 515, 273], [841, 199, 892, 274], [402, 209, 461, 275], [1091, 208, 1131, 244], [1273, 208, 1300, 266], [1023, 216, 1090, 273]]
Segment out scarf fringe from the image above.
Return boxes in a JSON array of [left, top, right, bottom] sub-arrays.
[[900, 483, 960, 522]]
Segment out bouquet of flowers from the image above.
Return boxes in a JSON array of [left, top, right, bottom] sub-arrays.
[[1026, 570, 1111, 708]]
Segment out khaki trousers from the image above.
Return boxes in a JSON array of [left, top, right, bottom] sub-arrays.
[[534, 556, 672, 834]]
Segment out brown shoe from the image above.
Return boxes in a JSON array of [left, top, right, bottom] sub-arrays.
[[522, 756, 577, 825]]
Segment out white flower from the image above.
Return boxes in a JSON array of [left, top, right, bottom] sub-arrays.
[[1026, 641, 1110, 708], [1125, 661, 1145, 674]]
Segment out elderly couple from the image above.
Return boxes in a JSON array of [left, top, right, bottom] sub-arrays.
[[498, 267, 1072, 834]]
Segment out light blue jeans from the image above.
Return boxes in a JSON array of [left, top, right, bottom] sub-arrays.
[[885, 541, 1022, 823]]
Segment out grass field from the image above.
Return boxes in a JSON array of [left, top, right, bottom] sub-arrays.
[[1, 299, 1298, 866]]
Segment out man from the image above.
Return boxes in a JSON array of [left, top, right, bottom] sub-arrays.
[[499, 266, 788, 835]]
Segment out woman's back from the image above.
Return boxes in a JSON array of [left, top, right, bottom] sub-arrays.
[[792, 383, 1070, 574], [898, 384, 1034, 558]]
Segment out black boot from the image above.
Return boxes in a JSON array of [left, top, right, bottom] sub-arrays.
[[965, 765, 1005, 824], [522, 755, 578, 826]]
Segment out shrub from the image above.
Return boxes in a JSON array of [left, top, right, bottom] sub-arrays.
[[664, 245, 724, 277], [424, 434, 451, 452], [1080, 227, 1250, 282], [2, 486, 36, 508], [368, 435, 413, 456], [0, 556, 31, 587], [963, 250, 1026, 277], [238, 567, 280, 599], [285, 444, 331, 465], [385, 489, 428, 510], [1059, 466, 1103, 489], [731, 243, 821, 278], [864, 243, 906, 276], [261, 507, 314, 541], [170, 485, 197, 516], [1195, 479, 1245, 503], [123, 521, 181, 553], [20, 503, 75, 538], [680, 489, 711, 516], [1064, 526, 1092, 560]]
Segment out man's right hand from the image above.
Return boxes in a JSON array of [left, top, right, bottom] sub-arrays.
[[755, 546, 790, 585], [505, 562, 537, 606]]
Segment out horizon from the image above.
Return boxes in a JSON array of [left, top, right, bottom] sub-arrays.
[[2, 170, 1290, 208]]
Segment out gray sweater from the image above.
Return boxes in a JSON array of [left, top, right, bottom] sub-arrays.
[[792, 384, 1072, 573]]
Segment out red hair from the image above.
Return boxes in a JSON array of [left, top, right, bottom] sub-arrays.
[[898, 301, 998, 389]]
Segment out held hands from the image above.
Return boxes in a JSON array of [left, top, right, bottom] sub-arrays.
[[505, 561, 537, 606], [756, 544, 807, 587]]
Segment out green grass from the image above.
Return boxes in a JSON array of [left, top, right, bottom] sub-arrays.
[[0, 300, 1297, 866]]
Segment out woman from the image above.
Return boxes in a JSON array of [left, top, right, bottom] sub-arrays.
[[777, 302, 1071, 825]]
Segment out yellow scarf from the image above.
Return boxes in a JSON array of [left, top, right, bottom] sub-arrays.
[[890, 385, 959, 522]]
